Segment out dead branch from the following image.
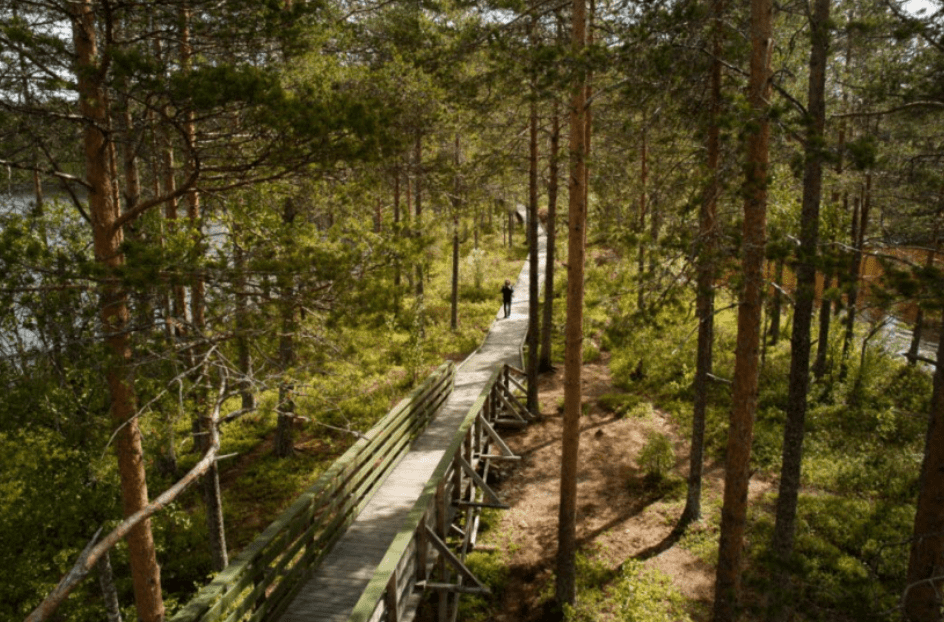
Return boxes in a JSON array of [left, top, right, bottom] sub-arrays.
[[25, 381, 227, 622]]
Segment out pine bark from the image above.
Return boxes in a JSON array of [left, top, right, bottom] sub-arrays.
[[768, 1, 830, 617], [72, 3, 165, 620], [909, 209, 941, 365], [540, 100, 560, 373], [451, 134, 461, 331], [275, 198, 297, 458], [905, 306, 944, 621], [637, 119, 648, 312], [414, 135, 424, 296], [840, 174, 871, 377], [813, 270, 832, 378], [768, 259, 784, 345], [682, 0, 723, 526], [394, 166, 402, 293], [527, 73, 540, 414], [556, 0, 587, 606], [235, 235, 255, 410], [712, 0, 771, 616]]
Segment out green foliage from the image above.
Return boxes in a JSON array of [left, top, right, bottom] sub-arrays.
[[583, 206, 935, 621], [457, 550, 511, 622], [582, 342, 601, 363], [637, 431, 676, 480], [0, 430, 120, 620], [456, 509, 515, 622], [752, 494, 913, 619], [597, 392, 644, 417], [564, 551, 694, 622], [466, 247, 487, 290]]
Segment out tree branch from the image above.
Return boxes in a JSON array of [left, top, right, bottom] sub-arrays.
[[832, 101, 944, 119], [24, 381, 227, 622]]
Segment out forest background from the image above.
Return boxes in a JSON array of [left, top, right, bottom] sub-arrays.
[[0, 0, 942, 620]]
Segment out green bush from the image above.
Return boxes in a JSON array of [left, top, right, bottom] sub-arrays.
[[597, 393, 643, 417], [583, 342, 601, 363], [565, 554, 694, 622], [457, 550, 510, 622], [638, 432, 675, 480], [784, 494, 913, 618]]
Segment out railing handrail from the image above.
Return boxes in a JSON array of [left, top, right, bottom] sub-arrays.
[[170, 362, 456, 622], [346, 364, 505, 622]]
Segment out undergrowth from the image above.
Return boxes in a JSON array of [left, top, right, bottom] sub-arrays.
[[564, 548, 696, 622], [592, 248, 932, 621], [154, 223, 527, 616]]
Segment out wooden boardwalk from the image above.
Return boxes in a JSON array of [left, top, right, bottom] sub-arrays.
[[278, 210, 546, 622]]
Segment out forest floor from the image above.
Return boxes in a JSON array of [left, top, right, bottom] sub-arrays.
[[480, 356, 773, 622]]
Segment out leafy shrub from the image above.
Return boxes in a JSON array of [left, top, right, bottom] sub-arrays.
[[565, 554, 694, 622], [583, 342, 601, 363], [597, 393, 643, 417], [457, 550, 511, 622], [785, 494, 913, 618], [638, 432, 675, 480]]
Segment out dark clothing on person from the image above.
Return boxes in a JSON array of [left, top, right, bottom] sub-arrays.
[[501, 283, 514, 318]]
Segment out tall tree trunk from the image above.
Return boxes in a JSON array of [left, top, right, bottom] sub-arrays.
[[682, 0, 723, 526], [96, 550, 123, 622], [414, 135, 424, 297], [556, 0, 586, 606], [234, 232, 255, 410], [584, 0, 594, 228], [712, 0, 771, 616], [841, 174, 871, 377], [150, 80, 179, 477], [909, 204, 941, 365], [527, 58, 540, 414], [33, 168, 44, 215], [768, 259, 784, 345], [508, 203, 515, 248], [813, 271, 832, 378], [275, 198, 297, 458], [152, 24, 187, 346], [179, 2, 227, 571], [909, 307, 926, 367], [905, 305, 944, 621], [451, 210, 459, 330], [768, 1, 830, 618], [637, 118, 648, 312], [72, 4, 164, 620], [814, 124, 846, 380], [450, 135, 461, 331], [540, 99, 560, 373], [394, 164, 402, 295]]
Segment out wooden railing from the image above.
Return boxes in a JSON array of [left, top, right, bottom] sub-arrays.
[[347, 364, 531, 622], [170, 362, 456, 622]]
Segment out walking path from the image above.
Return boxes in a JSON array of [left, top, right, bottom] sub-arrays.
[[278, 208, 547, 622]]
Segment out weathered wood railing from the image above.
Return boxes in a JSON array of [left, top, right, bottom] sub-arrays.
[[171, 362, 456, 622], [348, 363, 533, 622]]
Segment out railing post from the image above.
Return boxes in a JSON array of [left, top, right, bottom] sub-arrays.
[[385, 568, 400, 622], [416, 510, 428, 583], [436, 479, 449, 622]]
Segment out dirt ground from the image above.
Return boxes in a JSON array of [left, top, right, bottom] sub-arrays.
[[483, 359, 770, 622]]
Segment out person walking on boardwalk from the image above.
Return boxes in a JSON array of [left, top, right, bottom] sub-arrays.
[[501, 279, 514, 318]]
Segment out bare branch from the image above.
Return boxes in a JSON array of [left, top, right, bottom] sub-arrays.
[[24, 383, 227, 622], [832, 101, 944, 119]]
